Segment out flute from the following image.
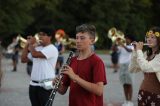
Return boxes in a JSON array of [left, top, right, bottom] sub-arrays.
[[130, 43, 152, 46]]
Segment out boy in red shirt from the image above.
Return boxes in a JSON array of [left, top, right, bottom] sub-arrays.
[[54, 24, 107, 106]]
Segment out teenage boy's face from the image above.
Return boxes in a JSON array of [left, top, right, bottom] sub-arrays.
[[76, 32, 93, 50], [38, 32, 51, 46]]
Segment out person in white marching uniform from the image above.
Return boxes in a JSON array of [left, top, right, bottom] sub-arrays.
[[21, 28, 58, 106]]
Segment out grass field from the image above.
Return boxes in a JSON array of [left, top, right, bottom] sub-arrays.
[[95, 49, 110, 54], [65, 49, 110, 54]]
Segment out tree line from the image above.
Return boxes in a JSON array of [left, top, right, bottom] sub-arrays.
[[0, 0, 160, 49]]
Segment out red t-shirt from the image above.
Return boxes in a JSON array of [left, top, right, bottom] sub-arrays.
[[62, 53, 107, 106]]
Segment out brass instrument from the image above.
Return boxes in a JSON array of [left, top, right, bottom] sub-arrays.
[[61, 34, 98, 49], [108, 27, 126, 45], [61, 38, 76, 48], [58, 32, 77, 51], [94, 34, 99, 43], [16, 34, 40, 48], [16, 35, 27, 48], [108, 28, 152, 46], [54, 29, 76, 51], [61, 35, 98, 47]]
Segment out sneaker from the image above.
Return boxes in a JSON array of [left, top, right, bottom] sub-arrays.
[[12, 67, 17, 72], [122, 101, 128, 106], [122, 101, 134, 106], [127, 101, 134, 106]]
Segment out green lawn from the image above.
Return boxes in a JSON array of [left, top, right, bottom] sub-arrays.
[[95, 49, 110, 54], [65, 49, 111, 55]]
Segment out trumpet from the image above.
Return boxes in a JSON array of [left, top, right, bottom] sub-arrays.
[[16, 34, 41, 48]]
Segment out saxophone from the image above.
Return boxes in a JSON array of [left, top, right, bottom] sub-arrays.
[[45, 51, 74, 106]]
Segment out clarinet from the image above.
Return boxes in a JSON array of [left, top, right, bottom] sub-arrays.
[[45, 51, 74, 106]]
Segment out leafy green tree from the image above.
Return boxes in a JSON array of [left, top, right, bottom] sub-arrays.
[[91, 0, 152, 48], [0, 0, 36, 37], [125, 0, 152, 41], [89, 0, 133, 49], [24, 0, 60, 34], [151, 0, 160, 26], [0, 0, 159, 49]]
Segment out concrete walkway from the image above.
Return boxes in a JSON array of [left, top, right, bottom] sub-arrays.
[[0, 52, 143, 106]]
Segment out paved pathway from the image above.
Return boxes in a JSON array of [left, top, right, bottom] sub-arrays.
[[0, 52, 143, 106]]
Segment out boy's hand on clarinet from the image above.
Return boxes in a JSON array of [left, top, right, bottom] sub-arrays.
[[61, 65, 77, 81]]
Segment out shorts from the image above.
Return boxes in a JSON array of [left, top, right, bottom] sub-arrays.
[[5, 53, 13, 59], [111, 57, 118, 64], [12, 54, 19, 63], [57, 56, 64, 63], [119, 63, 132, 85], [111, 52, 119, 64]]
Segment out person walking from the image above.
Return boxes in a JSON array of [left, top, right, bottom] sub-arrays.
[[54, 29, 65, 75], [117, 35, 135, 106], [7, 36, 19, 72], [21, 28, 58, 106]]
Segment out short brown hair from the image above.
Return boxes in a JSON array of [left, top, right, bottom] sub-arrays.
[[76, 24, 96, 38]]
